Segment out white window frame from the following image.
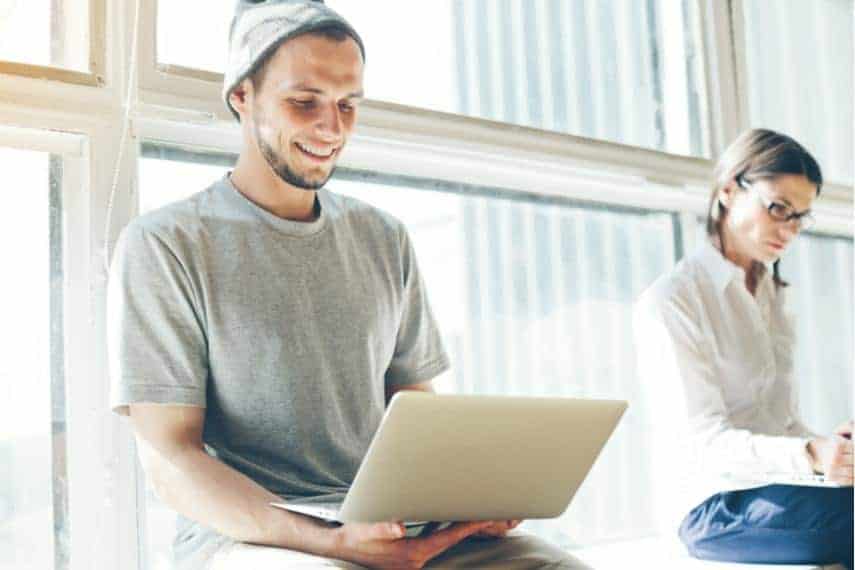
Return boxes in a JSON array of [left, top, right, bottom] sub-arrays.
[[0, 2, 142, 568], [0, 120, 140, 570], [0, 1, 851, 569]]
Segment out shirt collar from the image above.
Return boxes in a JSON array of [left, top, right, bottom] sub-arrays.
[[696, 240, 772, 296], [697, 241, 743, 294]]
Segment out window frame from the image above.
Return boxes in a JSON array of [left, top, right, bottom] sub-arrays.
[[0, 0, 851, 568], [0, 122, 141, 570]]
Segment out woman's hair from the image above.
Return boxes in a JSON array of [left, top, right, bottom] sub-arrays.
[[706, 128, 823, 288]]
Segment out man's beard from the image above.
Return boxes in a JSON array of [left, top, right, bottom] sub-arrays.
[[254, 125, 336, 191]]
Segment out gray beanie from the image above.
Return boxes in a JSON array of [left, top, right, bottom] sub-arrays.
[[223, 0, 365, 121]]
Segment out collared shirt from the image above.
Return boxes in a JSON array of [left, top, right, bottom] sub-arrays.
[[634, 241, 816, 524]]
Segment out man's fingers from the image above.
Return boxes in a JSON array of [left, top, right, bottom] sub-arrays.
[[475, 525, 508, 538], [489, 520, 517, 534], [421, 521, 490, 554], [360, 522, 405, 541], [471, 520, 521, 539]]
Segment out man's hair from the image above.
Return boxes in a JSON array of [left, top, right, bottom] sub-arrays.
[[249, 24, 357, 92]]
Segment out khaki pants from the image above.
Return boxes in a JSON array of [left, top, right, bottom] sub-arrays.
[[208, 531, 590, 569]]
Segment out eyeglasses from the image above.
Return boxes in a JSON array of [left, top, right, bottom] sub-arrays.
[[736, 177, 816, 231]]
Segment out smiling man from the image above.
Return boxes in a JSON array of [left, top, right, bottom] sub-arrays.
[[107, 1, 588, 568]]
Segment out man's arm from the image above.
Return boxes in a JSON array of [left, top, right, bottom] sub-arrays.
[[385, 380, 434, 405], [129, 403, 336, 551], [130, 403, 490, 567]]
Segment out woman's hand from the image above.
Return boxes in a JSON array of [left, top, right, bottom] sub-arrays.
[[807, 421, 853, 486]]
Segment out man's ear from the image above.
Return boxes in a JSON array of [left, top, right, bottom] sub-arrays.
[[229, 79, 253, 120]]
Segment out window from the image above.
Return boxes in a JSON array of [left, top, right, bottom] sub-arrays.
[[154, 0, 710, 157], [0, 147, 69, 569], [783, 233, 854, 432], [155, 2, 232, 75], [334, 0, 709, 157], [742, 0, 854, 184], [139, 145, 233, 215], [0, 0, 98, 77]]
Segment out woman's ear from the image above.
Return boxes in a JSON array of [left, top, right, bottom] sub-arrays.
[[718, 180, 739, 209]]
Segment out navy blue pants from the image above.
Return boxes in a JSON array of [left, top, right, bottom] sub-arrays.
[[679, 485, 853, 569]]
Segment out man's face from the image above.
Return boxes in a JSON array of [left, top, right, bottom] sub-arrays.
[[247, 33, 364, 190]]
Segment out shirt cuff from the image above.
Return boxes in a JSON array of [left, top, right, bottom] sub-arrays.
[[786, 436, 815, 474]]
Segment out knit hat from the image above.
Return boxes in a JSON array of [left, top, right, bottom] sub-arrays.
[[223, 0, 365, 121]]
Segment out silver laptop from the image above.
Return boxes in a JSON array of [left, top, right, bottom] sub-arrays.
[[271, 392, 627, 529]]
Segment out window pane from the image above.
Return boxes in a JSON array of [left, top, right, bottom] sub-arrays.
[[0, 0, 91, 71], [782, 233, 854, 432], [139, 147, 232, 215], [156, 0, 710, 156], [156, 2, 232, 74], [743, 0, 854, 184], [0, 148, 69, 569]]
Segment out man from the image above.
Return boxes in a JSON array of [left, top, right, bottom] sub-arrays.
[[108, 1, 588, 568]]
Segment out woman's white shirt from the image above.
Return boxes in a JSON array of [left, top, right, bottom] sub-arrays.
[[634, 242, 816, 525]]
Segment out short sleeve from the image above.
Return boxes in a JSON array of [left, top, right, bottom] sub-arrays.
[[384, 227, 450, 387], [107, 223, 209, 415]]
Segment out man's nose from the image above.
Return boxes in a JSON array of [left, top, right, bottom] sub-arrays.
[[316, 104, 343, 140]]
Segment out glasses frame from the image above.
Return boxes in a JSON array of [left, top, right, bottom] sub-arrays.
[[736, 176, 816, 231]]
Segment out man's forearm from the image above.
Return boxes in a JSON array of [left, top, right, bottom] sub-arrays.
[[142, 442, 336, 554]]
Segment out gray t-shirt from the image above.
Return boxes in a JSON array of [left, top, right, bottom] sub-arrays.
[[107, 174, 449, 556]]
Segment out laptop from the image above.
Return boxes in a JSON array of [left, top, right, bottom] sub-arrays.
[[271, 392, 627, 532]]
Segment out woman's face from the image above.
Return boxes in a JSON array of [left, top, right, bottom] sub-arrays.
[[719, 173, 818, 266]]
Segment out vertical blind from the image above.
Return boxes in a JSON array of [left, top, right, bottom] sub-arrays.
[[446, 0, 709, 156], [743, 0, 854, 184]]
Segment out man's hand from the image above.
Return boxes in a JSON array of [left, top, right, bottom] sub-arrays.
[[330, 520, 491, 569], [474, 520, 522, 538], [807, 420, 853, 486]]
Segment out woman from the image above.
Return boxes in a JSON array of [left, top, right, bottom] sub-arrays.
[[634, 129, 853, 568]]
